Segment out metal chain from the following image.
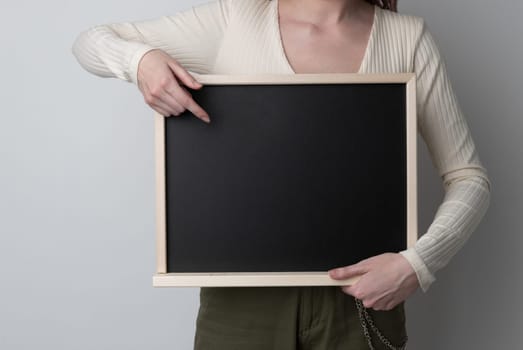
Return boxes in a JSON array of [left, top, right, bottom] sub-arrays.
[[354, 298, 408, 350]]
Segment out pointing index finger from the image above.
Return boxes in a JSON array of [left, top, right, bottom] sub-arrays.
[[186, 96, 210, 123], [173, 83, 210, 123]]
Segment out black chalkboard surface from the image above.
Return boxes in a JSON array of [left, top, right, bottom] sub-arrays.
[[153, 73, 417, 287]]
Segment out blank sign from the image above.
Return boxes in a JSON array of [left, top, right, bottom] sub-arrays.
[[153, 73, 417, 287]]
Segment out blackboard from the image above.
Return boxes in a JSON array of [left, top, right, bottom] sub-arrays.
[[153, 73, 417, 287]]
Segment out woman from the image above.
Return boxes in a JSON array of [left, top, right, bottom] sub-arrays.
[[71, 0, 491, 348]]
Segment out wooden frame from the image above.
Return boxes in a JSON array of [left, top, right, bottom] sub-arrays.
[[153, 73, 417, 287]]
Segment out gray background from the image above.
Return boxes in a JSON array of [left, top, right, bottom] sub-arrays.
[[1, 0, 521, 348]]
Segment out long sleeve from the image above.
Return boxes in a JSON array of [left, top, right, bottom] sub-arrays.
[[399, 21, 491, 292], [71, 0, 233, 85]]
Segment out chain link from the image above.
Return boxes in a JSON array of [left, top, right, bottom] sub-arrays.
[[354, 298, 408, 350]]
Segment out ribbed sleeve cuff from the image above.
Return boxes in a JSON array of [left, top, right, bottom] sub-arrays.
[[127, 44, 158, 86], [399, 248, 436, 292]]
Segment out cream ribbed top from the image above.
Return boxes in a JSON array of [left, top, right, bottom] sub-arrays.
[[71, 0, 491, 292]]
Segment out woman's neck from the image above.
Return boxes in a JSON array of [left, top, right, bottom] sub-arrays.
[[280, 0, 366, 25]]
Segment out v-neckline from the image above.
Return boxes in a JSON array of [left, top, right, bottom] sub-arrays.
[[272, 0, 379, 74]]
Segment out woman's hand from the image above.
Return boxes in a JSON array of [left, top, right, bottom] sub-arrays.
[[137, 49, 210, 123], [328, 253, 419, 311]]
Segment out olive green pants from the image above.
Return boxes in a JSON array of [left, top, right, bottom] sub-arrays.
[[194, 286, 407, 350]]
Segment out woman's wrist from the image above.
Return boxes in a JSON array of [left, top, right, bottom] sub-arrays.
[[399, 248, 436, 292]]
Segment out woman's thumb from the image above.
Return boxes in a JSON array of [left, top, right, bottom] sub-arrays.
[[167, 59, 202, 89]]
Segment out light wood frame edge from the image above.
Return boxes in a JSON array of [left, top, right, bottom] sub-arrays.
[[406, 74, 418, 249], [153, 73, 418, 287], [189, 72, 415, 85], [155, 113, 167, 274], [153, 272, 359, 287]]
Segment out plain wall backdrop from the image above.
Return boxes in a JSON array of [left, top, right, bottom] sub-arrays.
[[1, 0, 521, 349]]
